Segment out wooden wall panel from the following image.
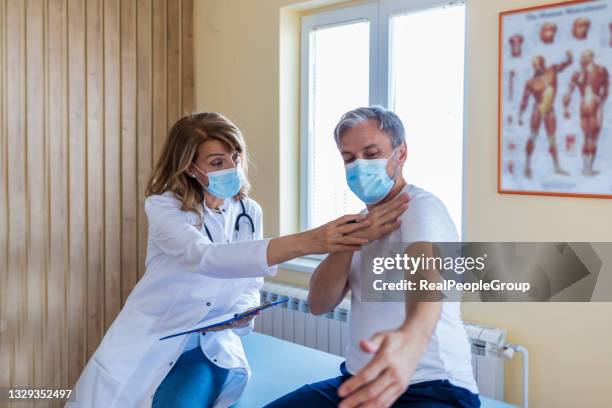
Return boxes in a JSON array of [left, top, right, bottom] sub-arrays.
[[85, 0, 105, 363], [103, 0, 121, 333], [66, 0, 86, 388], [6, 0, 28, 393], [25, 0, 47, 399], [120, 0, 138, 309], [0, 0, 10, 393], [0, 0, 194, 403], [152, 0, 167, 173], [48, 0, 69, 389], [181, 0, 194, 114], [136, 0, 153, 281], [167, 0, 181, 125]]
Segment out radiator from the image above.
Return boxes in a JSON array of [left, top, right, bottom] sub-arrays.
[[255, 282, 512, 403]]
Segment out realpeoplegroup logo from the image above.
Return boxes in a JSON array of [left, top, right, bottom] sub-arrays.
[[371, 277, 532, 295], [360, 242, 607, 302]]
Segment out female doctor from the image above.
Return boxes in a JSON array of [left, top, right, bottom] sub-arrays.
[[69, 112, 376, 408]]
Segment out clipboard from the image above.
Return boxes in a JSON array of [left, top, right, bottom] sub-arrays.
[[159, 299, 288, 341]]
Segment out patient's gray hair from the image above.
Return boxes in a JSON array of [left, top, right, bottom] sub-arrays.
[[333, 106, 406, 148]]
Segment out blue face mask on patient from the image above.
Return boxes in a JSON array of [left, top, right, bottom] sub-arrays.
[[345, 150, 398, 205], [193, 164, 244, 199]]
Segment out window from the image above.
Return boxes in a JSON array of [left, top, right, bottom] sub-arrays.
[[301, 3, 377, 231], [300, 0, 466, 236], [388, 3, 466, 234]]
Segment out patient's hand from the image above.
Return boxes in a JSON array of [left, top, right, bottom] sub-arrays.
[[337, 327, 424, 408], [349, 193, 409, 243]]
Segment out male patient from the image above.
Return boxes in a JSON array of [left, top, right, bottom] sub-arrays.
[[265, 106, 479, 408]]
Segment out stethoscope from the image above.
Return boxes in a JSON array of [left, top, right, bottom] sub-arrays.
[[203, 199, 255, 242]]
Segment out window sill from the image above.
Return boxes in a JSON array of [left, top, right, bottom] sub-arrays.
[[279, 256, 321, 273]]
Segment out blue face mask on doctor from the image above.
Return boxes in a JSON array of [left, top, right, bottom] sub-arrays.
[[192, 163, 244, 199], [345, 149, 399, 205]]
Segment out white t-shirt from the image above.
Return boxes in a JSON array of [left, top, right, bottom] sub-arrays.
[[345, 184, 478, 394]]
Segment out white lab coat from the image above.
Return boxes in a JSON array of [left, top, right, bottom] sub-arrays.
[[68, 191, 277, 408]]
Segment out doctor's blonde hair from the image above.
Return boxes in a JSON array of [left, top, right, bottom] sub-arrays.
[[145, 112, 251, 221]]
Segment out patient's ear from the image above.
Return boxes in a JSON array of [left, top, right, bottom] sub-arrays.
[[396, 143, 408, 165]]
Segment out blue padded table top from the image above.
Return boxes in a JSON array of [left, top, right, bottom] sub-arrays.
[[234, 332, 517, 408]]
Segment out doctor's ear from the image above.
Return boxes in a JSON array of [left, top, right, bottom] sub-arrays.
[[188, 164, 208, 186], [185, 164, 196, 178]]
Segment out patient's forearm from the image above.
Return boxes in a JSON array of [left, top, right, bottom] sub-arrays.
[[308, 252, 352, 315], [399, 242, 443, 347], [399, 299, 441, 351]]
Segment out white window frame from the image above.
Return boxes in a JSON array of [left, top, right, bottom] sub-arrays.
[[286, 0, 469, 273]]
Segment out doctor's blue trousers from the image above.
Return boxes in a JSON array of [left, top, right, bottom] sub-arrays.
[[152, 346, 229, 408]]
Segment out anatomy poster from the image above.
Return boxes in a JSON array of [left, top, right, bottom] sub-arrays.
[[499, 0, 612, 198]]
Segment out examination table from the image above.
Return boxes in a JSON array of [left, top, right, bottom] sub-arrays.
[[234, 332, 517, 408]]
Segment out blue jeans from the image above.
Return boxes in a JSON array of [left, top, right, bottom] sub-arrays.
[[264, 363, 480, 408], [152, 347, 229, 408]]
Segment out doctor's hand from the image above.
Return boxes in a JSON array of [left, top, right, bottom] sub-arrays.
[[200, 312, 259, 334], [337, 327, 428, 408], [350, 193, 409, 244], [304, 214, 371, 254]]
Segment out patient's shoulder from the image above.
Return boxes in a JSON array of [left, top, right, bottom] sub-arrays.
[[399, 184, 458, 242], [401, 184, 445, 215]]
